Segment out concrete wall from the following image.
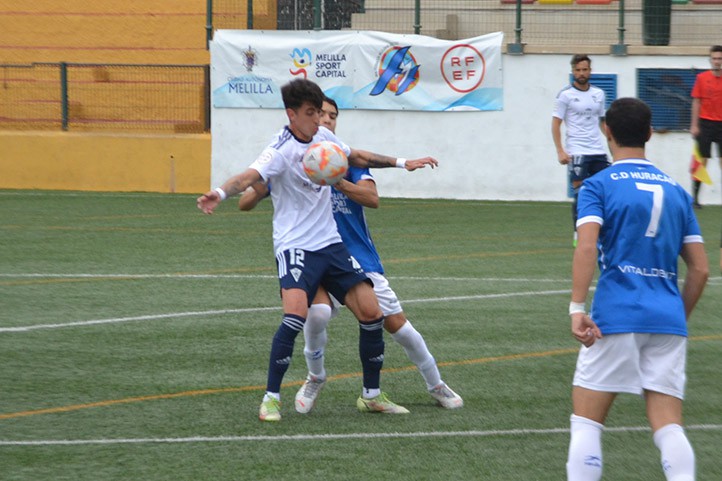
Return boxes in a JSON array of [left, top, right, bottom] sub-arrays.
[[0, 131, 209, 194], [212, 53, 721, 205]]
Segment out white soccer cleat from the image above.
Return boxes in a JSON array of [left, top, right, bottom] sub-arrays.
[[429, 382, 464, 409], [356, 392, 410, 414], [294, 374, 326, 414]]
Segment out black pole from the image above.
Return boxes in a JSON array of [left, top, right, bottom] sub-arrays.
[[206, 0, 213, 49], [60, 62, 69, 131]]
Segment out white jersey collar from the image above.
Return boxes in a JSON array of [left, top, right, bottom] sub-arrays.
[[613, 158, 653, 166]]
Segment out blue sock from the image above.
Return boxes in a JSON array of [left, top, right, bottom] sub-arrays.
[[359, 317, 385, 390], [266, 314, 305, 393]]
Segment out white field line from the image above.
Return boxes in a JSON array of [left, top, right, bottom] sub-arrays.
[[0, 273, 277, 279], [0, 289, 573, 333], [3, 273, 719, 283], [1, 424, 720, 446], [0, 191, 569, 206], [0, 273, 569, 282]]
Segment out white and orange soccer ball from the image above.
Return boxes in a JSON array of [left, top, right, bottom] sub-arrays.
[[302, 140, 348, 186]]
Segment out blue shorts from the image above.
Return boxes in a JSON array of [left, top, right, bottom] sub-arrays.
[[276, 242, 370, 306], [569, 154, 611, 184]]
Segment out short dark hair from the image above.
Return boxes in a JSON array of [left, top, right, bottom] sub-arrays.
[[323, 96, 339, 115], [605, 98, 651, 148], [281, 79, 324, 111], [571, 54, 591, 67], [711, 45, 722, 54]]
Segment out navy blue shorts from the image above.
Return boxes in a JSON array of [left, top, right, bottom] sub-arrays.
[[569, 154, 611, 184], [276, 242, 370, 307]]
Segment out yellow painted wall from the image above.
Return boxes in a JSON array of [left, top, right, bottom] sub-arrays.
[[0, 0, 276, 194], [0, 0, 276, 65], [0, 131, 210, 194]]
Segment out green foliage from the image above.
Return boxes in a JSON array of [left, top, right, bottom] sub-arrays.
[[0, 191, 720, 480]]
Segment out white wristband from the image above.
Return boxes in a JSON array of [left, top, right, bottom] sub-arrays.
[[214, 187, 227, 201], [395, 158, 407, 169], [569, 302, 586, 315]]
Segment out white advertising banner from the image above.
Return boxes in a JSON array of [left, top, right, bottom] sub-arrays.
[[211, 29, 503, 111]]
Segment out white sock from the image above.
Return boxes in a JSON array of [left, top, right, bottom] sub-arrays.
[[390, 320, 441, 390], [363, 387, 380, 399], [567, 414, 604, 481], [653, 424, 695, 481], [264, 392, 280, 402], [303, 304, 331, 379]]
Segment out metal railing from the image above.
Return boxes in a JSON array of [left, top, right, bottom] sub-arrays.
[[208, 0, 719, 51], [1, 1, 716, 133]]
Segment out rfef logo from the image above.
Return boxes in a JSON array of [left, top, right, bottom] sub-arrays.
[[441, 44, 486, 93], [370, 46, 420, 96]]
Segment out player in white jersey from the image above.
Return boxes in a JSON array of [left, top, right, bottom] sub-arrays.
[[197, 79, 438, 422], [552, 54, 611, 244], [566, 98, 708, 481], [239, 97, 463, 412]]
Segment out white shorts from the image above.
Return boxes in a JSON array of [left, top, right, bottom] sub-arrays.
[[366, 272, 403, 316], [326, 272, 402, 317], [573, 333, 687, 399]]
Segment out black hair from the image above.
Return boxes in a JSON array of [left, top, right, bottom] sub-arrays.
[[570, 54, 591, 67], [605, 98, 652, 148], [323, 96, 339, 115], [711, 45, 722, 53], [281, 78, 324, 111]]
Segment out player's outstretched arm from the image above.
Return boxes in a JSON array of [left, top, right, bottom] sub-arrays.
[[334, 179, 379, 208], [238, 182, 269, 211], [404, 157, 438, 171], [348, 149, 438, 171], [679, 241, 709, 319], [197, 169, 262, 215]]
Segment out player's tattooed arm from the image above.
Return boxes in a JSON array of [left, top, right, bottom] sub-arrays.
[[347, 149, 397, 168], [348, 149, 438, 171]]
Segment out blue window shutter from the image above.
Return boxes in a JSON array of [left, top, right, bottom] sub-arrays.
[[637, 68, 704, 131]]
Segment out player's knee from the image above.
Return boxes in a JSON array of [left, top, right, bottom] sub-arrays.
[[356, 305, 383, 323], [306, 303, 331, 333], [345, 282, 382, 321], [383, 313, 406, 333]]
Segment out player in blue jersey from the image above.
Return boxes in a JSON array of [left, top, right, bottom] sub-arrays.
[[552, 54, 611, 245], [197, 79, 438, 422], [566, 98, 709, 481], [239, 97, 463, 413]]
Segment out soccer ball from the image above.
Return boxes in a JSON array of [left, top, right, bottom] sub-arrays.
[[302, 140, 348, 186]]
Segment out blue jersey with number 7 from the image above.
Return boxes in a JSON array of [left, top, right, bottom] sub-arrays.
[[576, 159, 704, 336]]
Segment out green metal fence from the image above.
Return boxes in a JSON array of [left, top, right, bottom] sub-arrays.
[[212, 0, 719, 50], [0, 63, 209, 133]]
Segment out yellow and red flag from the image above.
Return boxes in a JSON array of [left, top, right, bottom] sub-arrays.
[[690, 144, 713, 185]]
